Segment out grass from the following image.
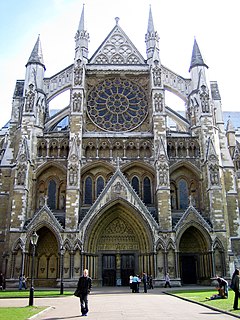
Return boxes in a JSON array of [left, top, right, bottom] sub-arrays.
[[171, 289, 240, 316], [0, 306, 46, 320], [0, 289, 73, 298], [0, 289, 74, 320]]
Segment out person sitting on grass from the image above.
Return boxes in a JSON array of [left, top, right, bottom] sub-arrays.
[[207, 287, 226, 300]]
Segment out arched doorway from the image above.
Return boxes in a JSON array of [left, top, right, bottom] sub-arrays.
[[28, 227, 59, 287], [84, 202, 154, 286], [179, 226, 212, 285]]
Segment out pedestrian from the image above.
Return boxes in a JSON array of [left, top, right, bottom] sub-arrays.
[[164, 273, 171, 288], [142, 272, 148, 293], [76, 269, 92, 317], [216, 276, 228, 298], [131, 274, 139, 293], [22, 274, 27, 290], [19, 274, 23, 290], [231, 269, 240, 310], [129, 275, 133, 290], [0, 272, 4, 290], [148, 275, 154, 289]]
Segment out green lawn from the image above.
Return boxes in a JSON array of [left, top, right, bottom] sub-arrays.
[[0, 306, 46, 320], [0, 289, 73, 298], [171, 289, 240, 316]]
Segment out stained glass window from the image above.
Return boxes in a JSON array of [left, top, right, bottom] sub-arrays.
[[48, 180, 56, 209]]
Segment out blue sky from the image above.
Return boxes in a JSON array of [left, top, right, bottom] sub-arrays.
[[0, 0, 240, 127]]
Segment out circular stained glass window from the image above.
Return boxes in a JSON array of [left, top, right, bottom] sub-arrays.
[[87, 78, 148, 132]]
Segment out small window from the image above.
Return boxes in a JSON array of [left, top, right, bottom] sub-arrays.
[[96, 176, 104, 197], [131, 176, 140, 195], [179, 179, 188, 209], [84, 176, 93, 204], [48, 180, 56, 209], [143, 177, 152, 204]]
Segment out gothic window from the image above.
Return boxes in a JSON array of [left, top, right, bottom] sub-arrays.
[[48, 180, 57, 210], [87, 78, 148, 132], [96, 176, 104, 198], [131, 176, 140, 195], [143, 177, 152, 204], [84, 176, 93, 204], [178, 179, 188, 209]]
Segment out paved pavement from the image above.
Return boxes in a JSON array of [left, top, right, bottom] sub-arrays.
[[1, 287, 240, 320]]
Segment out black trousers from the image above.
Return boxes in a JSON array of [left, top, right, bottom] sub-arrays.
[[80, 293, 89, 315], [233, 291, 239, 310]]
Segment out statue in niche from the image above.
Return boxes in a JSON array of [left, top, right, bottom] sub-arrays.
[[200, 85, 210, 113], [16, 167, 25, 185], [157, 161, 168, 186], [154, 93, 163, 112], [69, 165, 78, 186], [153, 66, 162, 86], [74, 59, 83, 86], [25, 84, 35, 112], [210, 165, 219, 186], [72, 92, 82, 112]]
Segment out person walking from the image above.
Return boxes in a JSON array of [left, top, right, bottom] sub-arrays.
[[148, 275, 154, 289], [142, 272, 148, 293], [76, 269, 92, 316], [164, 273, 171, 288], [231, 269, 240, 310], [0, 272, 4, 290]]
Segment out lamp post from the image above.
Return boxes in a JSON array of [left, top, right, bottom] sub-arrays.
[[60, 246, 64, 295], [29, 231, 39, 306]]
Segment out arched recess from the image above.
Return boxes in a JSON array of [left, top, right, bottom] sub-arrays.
[[170, 162, 201, 211], [35, 163, 67, 212], [213, 238, 226, 277], [177, 225, 212, 285], [81, 200, 155, 286], [26, 226, 60, 287]]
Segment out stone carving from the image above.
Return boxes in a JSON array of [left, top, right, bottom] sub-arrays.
[[153, 66, 162, 87], [24, 84, 35, 112], [154, 93, 163, 112], [16, 164, 26, 185], [72, 92, 82, 112], [200, 85, 210, 113], [209, 164, 219, 186], [156, 161, 168, 186], [69, 164, 78, 186], [74, 60, 83, 86]]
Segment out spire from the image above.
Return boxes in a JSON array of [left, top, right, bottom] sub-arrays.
[[26, 35, 45, 69], [145, 5, 160, 63], [147, 5, 154, 33], [189, 39, 208, 71], [75, 4, 89, 61], [78, 3, 85, 32]]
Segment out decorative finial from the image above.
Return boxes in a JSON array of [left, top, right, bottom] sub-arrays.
[[115, 17, 120, 25]]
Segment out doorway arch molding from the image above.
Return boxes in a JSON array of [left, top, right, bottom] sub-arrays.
[[81, 199, 155, 254]]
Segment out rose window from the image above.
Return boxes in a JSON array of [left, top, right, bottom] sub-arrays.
[[87, 78, 148, 131]]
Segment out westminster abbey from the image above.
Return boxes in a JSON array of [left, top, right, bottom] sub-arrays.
[[0, 5, 240, 287]]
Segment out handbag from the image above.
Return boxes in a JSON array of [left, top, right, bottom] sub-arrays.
[[74, 288, 81, 297]]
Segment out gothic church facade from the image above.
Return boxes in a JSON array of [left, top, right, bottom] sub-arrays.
[[0, 6, 240, 287]]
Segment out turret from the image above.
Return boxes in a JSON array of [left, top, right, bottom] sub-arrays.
[[24, 35, 45, 93], [75, 5, 89, 62], [145, 6, 160, 64], [189, 39, 208, 91]]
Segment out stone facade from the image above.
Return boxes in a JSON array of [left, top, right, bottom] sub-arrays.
[[0, 6, 240, 288]]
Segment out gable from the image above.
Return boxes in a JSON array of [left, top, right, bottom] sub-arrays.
[[89, 23, 146, 65]]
